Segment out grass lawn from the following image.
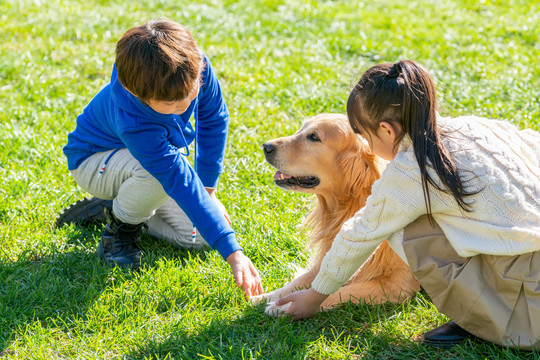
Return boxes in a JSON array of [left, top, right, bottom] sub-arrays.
[[1, 0, 539, 358]]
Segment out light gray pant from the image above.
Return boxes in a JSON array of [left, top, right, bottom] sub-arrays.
[[71, 148, 208, 249]]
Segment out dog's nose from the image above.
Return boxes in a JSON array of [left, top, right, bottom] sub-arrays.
[[263, 142, 276, 155]]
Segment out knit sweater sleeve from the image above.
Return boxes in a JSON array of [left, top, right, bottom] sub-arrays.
[[311, 157, 428, 295]]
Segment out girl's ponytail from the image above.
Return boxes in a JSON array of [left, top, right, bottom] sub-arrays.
[[347, 60, 475, 219], [396, 61, 473, 219]]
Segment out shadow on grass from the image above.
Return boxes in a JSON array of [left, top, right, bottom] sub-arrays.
[[121, 300, 425, 359], [123, 295, 540, 360], [0, 224, 210, 356], [0, 241, 110, 355], [2, 225, 537, 359]]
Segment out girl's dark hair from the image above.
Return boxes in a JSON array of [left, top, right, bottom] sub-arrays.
[[347, 60, 474, 218], [115, 19, 203, 102]]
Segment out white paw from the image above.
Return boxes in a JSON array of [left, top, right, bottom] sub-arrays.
[[251, 291, 279, 305], [264, 301, 291, 317], [250, 293, 267, 305]]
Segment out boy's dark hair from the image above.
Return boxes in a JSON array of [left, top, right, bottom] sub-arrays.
[[347, 60, 476, 219], [115, 19, 203, 102]]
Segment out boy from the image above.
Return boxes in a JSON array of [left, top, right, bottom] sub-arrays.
[[58, 19, 263, 298]]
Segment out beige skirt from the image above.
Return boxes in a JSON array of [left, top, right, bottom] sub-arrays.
[[403, 215, 540, 350]]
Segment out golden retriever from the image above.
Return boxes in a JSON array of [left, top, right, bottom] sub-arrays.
[[253, 114, 419, 314]]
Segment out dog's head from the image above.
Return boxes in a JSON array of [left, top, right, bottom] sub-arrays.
[[263, 113, 384, 201]]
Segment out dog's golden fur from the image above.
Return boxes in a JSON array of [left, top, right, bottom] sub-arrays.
[[255, 114, 419, 312]]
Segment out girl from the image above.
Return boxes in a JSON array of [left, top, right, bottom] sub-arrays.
[[275, 60, 540, 349]]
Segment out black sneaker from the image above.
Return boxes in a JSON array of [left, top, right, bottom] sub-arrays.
[[95, 209, 143, 269], [56, 197, 113, 228]]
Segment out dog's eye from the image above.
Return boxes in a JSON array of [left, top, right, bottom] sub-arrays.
[[308, 133, 321, 142]]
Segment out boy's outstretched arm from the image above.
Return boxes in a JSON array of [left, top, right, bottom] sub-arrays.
[[226, 250, 263, 299]]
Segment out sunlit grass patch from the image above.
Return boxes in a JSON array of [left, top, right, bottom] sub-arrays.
[[1, 0, 538, 358]]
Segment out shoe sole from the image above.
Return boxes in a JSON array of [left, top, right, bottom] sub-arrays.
[[56, 197, 112, 228], [422, 339, 464, 349]]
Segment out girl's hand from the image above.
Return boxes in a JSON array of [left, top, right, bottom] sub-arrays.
[[275, 288, 329, 320], [226, 250, 264, 299]]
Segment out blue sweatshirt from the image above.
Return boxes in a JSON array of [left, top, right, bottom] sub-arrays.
[[63, 55, 241, 259]]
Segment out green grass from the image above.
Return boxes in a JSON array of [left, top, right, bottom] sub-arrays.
[[1, 0, 539, 358]]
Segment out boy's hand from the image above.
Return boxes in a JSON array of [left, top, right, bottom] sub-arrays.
[[275, 288, 328, 320], [206, 188, 232, 226], [226, 250, 263, 299]]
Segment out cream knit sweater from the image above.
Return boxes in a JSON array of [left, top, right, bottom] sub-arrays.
[[312, 115, 540, 295]]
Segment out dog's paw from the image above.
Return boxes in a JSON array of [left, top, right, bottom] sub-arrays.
[[250, 293, 269, 305], [251, 291, 279, 305], [264, 301, 291, 317]]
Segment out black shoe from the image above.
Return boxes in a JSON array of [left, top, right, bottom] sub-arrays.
[[56, 197, 113, 228], [422, 321, 473, 349], [96, 209, 143, 270]]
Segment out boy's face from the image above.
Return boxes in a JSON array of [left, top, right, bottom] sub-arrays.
[[146, 84, 200, 115]]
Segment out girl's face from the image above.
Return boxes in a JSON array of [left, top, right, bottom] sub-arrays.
[[364, 121, 401, 161]]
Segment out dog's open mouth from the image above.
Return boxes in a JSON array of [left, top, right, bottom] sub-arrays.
[[273, 171, 320, 188]]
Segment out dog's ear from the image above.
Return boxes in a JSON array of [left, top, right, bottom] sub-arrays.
[[337, 144, 383, 200]]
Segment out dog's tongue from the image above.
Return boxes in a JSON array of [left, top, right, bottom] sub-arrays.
[[274, 171, 292, 180]]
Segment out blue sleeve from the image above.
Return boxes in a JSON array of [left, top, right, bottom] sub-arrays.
[[195, 55, 230, 188], [119, 122, 242, 260]]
